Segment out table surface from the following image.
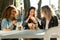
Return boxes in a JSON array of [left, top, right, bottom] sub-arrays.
[[0, 30, 45, 38]]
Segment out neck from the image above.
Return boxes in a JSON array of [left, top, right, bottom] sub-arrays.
[[46, 17, 51, 21]]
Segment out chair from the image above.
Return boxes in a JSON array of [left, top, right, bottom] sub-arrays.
[[44, 27, 60, 40]]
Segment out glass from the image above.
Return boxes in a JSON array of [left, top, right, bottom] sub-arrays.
[[16, 22, 23, 30], [34, 24, 39, 30], [18, 26, 23, 30], [28, 23, 39, 30]]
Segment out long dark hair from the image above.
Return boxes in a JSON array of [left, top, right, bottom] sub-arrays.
[[26, 7, 36, 23], [26, 7, 35, 18]]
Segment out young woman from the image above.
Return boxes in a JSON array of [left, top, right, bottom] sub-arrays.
[[40, 5, 58, 40], [23, 7, 40, 30], [1, 5, 18, 31], [40, 5, 58, 30], [23, 7, 40, 40]]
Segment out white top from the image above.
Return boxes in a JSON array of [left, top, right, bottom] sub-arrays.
[[45, 20, 49, 30]]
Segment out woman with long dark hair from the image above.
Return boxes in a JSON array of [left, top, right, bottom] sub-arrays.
[[23, 7, 41, 40], [23, 7, 40, 30]]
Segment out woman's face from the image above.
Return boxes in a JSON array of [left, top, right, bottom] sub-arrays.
[[41, 10, 47, 19], [10, 9, 17, 18], [29, 9, 35, 16]]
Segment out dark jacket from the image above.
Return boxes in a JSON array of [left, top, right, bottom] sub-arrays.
[[40, 16, 58, 29]]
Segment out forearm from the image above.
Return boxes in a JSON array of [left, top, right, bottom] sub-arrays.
[[25, 18, 29, 23], [2, 28, 12, 31]]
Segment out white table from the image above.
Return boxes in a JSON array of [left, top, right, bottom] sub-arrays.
[[0, 30, 45, 40]]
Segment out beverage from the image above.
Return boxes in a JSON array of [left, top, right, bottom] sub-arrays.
[[34, 26, 39, 30], [18, 26, 23, 30], [34, 24, 39, 30]]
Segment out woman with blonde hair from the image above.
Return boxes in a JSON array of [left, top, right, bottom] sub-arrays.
[[1, 5, 18, 31], [40, 5, 58, 30]]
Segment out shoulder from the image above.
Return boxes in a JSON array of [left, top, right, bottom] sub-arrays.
[[53, 16, 57, 18], [52, 16, 58, 20], [50, 16, 58, 22], [2, 18, 7, 22]]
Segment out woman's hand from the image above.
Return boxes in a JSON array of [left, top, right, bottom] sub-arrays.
[[30, 17, 38, 24], [25, 15, 31, 23], [2, 28, 12, 31]]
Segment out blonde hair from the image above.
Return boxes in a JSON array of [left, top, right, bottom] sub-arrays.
[[49, 5, 56, 16], [41, 5, 55, 20]]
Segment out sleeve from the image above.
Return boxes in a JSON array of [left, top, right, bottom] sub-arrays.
[[37, 18, 44, 29], [8, 22, 14, 29], [53, 16, 58, 26], [1, 19, 8, 29], [37, 19, 42, 29], [1, 19, 14, 30], [38, 18, 46, 29]]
